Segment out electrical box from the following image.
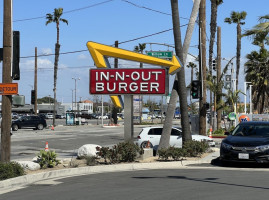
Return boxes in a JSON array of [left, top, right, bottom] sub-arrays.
[[13, 95, 25, 106]]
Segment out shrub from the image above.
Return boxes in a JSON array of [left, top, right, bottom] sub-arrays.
[[37, 150, 61, 169], [158, 140, 209, 160], [0, 162, 25, 181], [85, 156, 98, 166], [182, 140, 209, 157], [213, 129, 225, 135], [158, 147, 184, 161], [96, 142, 142, 164]]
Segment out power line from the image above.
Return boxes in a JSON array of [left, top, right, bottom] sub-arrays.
[[0, 0, 115, 23], [20, 25, 188, 59], [121, 0, 190, 21]]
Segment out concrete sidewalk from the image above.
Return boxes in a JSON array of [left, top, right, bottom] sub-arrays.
[[0, 148, 220, 193]]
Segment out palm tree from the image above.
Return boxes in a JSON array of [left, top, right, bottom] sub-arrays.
[[207, 57, 234, 129], [133, 43, 146, 124], [208, 0, 223, 124], [158, 0, 200, 151], [134, 43, 146, 68], [245, 48, 269, 113], [224, 11, 247, 91], [46, 8, 68, 126], [243, 14, 269, 49]]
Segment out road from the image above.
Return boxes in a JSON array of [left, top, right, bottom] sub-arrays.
[[6, 120, 147, 161], [2, 165, 269, 200]]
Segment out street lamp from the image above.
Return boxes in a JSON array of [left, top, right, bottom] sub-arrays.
[[72, 77, 80, 112]]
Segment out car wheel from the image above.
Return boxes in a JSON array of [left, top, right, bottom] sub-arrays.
[[141, 141, 153, 148], [37, 124, 44, 130], [12, 124, 18, 131]]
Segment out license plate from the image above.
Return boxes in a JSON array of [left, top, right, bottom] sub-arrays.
[[238, 153, 249, 159]]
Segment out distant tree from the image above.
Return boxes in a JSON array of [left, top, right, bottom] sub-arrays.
[[224, 11, 247, 91], [46, 8, 68, 126], [37, 96, 55, 104]]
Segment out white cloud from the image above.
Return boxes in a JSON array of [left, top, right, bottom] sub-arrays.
[[77, 54, 87, 60], [40, 48, 53, 55]]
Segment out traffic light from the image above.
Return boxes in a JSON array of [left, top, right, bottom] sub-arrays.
[[212, 59, 216, 71], [191, 80, 200, 99], [31, 90, 35, 105], [12, 31, 20, 80]]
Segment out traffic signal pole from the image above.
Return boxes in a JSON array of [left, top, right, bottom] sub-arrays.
[[1, 0, 12, 162]]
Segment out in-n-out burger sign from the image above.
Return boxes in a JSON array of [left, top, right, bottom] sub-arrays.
[[90, 68, 168, 95]]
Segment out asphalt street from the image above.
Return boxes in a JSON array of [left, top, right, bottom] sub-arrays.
[[2, 166, 269, 200]]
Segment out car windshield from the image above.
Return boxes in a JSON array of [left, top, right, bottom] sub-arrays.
[[232, 124, 269, 137]]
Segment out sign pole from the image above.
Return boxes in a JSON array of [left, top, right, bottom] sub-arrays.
[[124, 95, 133, 142]]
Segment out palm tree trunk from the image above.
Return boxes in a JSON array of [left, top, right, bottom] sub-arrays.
[[209, 0, 217, 113], [53, 43, 60, 126], [158, 0, 199, 150], [236, 24, 241, 91], [199, 0, 207, 136]]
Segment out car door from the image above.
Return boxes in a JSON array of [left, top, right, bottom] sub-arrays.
[[20, 116, 32, 128], [148, 128, 162, 148], [170, 128, 183, 148]]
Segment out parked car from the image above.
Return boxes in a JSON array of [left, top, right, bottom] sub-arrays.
[[135, 126, 215, 150], [38, 113, 46, 119], [220, 121, 269, 164], [77, 113, 95, 119], [12, 115, 47, 131], [98, 115, 109, 119], [45, 113, 53, 119], [55, 114, 65, 119]]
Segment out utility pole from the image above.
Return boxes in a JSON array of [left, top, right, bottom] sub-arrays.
[[199, 0, 207, 135], [216, 26, 221, 130], [112, 40, 119, 125], [1, 0, 13, 162], [34, 47, 37, 115]]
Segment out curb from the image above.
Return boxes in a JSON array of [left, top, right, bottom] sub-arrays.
[[0, 149, 219, 191]]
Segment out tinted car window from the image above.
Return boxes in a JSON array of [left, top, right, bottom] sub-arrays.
[[232, 124, 269, 137], [171, 128, 182, 136], [148, 128, 162, 135]]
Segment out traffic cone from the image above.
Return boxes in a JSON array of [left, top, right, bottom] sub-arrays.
[[146, 140, 151, 148], [45, 142, 49, 151], [51, 125, 54, 131], [209, 126, 213, 138]]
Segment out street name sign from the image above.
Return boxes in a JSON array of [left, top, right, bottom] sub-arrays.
[[147, 51, 173, 59]]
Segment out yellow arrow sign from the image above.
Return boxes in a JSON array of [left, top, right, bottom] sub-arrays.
[[86, 41, 182, 75]]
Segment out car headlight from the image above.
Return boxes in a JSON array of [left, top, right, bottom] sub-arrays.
[[255, 145, 269, 152], [221, 142, 232, 150]]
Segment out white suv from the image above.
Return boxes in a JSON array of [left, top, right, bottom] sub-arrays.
[[135, 126, 215, 150]]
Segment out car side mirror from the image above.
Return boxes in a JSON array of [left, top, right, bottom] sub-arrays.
[[224, 131, 230, 135]]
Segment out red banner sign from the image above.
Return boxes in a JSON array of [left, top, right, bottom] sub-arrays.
[[90, 68, 168, 95]]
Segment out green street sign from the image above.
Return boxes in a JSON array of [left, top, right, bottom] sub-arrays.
[[147, 51, 173, 59], [228, 112, 236, 121]]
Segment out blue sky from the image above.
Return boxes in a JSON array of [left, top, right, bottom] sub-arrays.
[[0, 0, 268, 104]]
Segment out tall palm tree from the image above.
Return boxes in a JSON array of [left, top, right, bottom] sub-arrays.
[[208, 0, 223, 126], [224, 11, 247, 91], [243, 14, 269, 49], [134, 43, 146, 124], [46, 8, 68, 126], [245, 48, 269, 113]]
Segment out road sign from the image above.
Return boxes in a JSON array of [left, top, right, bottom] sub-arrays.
[[147, 51, 173, 59], [0, 83, 18, 95], [86, 42, 181, 75], [87, 41, 183, 108]]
